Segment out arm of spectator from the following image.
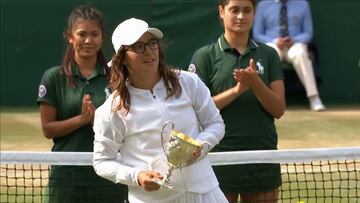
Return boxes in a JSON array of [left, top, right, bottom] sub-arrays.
[[212, 82, 248, 110], [233, 59, 285, 119], [39, 94, 95, 139], [292, 2, 313, 43]]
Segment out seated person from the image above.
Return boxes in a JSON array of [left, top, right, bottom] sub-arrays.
[[253, 0, 325, 111]]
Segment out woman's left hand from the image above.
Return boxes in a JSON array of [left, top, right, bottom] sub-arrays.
[[192, 142, 210, 161], [233, 58, 259, 88]]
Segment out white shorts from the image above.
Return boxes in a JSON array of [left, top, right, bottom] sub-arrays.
[[170, 186, 228, 203]]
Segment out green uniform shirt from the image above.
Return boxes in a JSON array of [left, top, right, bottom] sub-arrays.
[[37, 63, 109, 152], [37, 64, 128, 203], [191, 34, 284, 151]]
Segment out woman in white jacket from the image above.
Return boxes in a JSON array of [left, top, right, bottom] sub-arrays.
[[92, 18, 228, 203]]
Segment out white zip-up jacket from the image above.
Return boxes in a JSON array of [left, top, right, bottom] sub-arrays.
[[93, 71, 225, 203]]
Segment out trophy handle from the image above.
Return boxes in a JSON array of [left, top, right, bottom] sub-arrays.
[[153, 121, 176, 191], [160, 121, 175, 152]]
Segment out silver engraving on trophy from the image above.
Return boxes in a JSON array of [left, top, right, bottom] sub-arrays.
[[152, 121, 201, 190]]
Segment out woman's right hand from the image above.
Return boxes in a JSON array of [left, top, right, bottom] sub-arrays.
[[137, 170, 163, 191], [232, 81, 249, 96]]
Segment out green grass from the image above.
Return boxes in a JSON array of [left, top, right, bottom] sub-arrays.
[[1, 105, 360, 151], [276, 105, 360, 149], [1, 106, 359, 202], [1, 107, 52, 151]]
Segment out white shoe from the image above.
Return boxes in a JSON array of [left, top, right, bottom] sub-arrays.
[[309, 96, 326, 111]]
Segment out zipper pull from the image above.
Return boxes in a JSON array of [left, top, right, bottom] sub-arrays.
[[150, 90, 156, 99]]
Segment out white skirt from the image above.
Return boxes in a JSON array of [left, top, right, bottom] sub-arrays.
[[169, 186, 228, 203]]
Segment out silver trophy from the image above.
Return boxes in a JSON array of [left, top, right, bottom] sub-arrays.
[[152, 121, 202, 190]]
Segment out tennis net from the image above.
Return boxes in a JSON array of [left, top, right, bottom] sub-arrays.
[[1, 147, 359, 203]]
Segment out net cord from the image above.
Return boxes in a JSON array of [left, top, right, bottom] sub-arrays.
[[1, 147, 360, 166]]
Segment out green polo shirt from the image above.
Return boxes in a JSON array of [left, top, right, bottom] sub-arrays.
[[191, 34, 284, 151], [37, 64, 128, 202], [37, 63, 109, 152]]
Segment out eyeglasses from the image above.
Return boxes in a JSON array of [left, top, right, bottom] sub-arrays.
[[127, 39, 159, 54]]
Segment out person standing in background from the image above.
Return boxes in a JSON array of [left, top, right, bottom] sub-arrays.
[[253, 0, 325, 111], [189, 0, 285, 202], [37, 5, 127, 203]]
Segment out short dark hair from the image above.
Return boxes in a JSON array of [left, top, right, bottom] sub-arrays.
[[218, 0, 256, 8]]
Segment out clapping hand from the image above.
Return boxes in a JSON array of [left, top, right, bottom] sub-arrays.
[[80, 94, 96, 125], [233, 58, 259, 88]]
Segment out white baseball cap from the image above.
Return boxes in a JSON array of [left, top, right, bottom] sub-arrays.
[[111, 18, 163, 53]]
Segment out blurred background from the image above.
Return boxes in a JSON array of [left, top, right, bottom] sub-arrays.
[[1, 0, 360, 107], [1, 3, 359, 203]]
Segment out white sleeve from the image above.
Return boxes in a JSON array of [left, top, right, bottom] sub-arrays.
[[92, 101, 140, 187], [190, 74, 225, 149]]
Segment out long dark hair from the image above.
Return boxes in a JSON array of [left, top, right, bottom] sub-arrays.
[[61, 5, 108, 87], [110, 42, 182, 114]]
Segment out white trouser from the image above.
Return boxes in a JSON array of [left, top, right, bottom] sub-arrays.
[[267, 42, 319, 97]]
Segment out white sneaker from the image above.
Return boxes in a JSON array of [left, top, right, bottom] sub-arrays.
[[309, 96, 326, 111]]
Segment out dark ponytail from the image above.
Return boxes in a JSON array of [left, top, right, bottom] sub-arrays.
[[61, 5, 107, 87]]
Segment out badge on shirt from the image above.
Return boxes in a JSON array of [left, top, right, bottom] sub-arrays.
[[38, 85, 47, 98], [188, 64, 196, 73]]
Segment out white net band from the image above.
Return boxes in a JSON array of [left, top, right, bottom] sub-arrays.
[[1, 147, 360, 165]]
